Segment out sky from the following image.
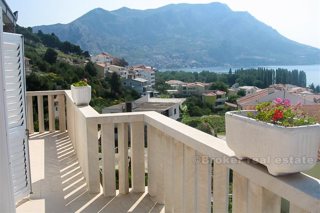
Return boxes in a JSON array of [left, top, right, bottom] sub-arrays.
[[6, 0, 320, 49]]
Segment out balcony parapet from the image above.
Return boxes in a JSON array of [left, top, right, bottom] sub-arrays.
[[27, 90, 320, 212], [26, 90, 66, 133]]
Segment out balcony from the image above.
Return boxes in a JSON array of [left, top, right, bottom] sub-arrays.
[[17, 90, 319, 213]]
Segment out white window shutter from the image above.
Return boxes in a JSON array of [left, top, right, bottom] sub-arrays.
[[3, 32, 31, 203]]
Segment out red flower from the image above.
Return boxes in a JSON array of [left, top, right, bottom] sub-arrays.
[[272, 109, 283, 121]]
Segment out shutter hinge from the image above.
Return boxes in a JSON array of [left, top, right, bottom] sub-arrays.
[[25, 129, 30, 139]]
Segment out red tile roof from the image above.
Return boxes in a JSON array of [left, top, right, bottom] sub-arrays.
[[237, 89, 270, 106]]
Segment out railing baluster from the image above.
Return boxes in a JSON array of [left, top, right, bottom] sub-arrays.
[[147, 125, 157, 197], [196, 153, 212, 213], [173, 140, 184, 212], [66, 97, 75, 146], [155, 130, 164, 204], [101, 123, 116, 196], [48, 95, 55, 132], [213, 163, 229, 213], [37, 95, 44, 133], [86, 119, 100, 193], [248, 181, 281, 213], [27, 95, 34, 134], [118, 123, 129, 194], [183, 145, 196, 212], [290, 204, 309, 213], [164, 136, 174, 212], [58, 94, 66, 131], [131, 121, 145, 193], [232, 171, 248, 213]]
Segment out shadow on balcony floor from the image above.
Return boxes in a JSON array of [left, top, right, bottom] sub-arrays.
[[16, 132, 164, 213]]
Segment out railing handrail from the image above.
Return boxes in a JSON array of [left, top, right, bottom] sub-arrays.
[[60, 90, 320, 211], [26, 90, 65, 96]]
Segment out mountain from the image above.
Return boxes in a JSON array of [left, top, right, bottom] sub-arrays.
[[33, 3, 320, 68]]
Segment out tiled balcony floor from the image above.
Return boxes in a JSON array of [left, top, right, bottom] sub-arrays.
[[16, 132, 164, 213]]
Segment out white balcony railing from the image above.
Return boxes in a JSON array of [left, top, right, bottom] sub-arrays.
[[26, 90, 66, 133], [26, 90, 320, 213]]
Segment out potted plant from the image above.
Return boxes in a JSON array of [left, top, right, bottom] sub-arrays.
[[71, 80, 91, 106], [226, 98, 320, 176]]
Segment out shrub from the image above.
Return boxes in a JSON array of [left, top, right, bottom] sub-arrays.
[[72, 80, 88, 87]]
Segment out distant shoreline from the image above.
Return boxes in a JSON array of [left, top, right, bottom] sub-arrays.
[[160, 64, 320, 86]]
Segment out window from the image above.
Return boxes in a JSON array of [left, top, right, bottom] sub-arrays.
[[174, 108, 177, 115]]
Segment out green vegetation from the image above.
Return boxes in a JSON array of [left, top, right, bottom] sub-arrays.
[[179, 95, 231, 135], [72, 80, 88, 87], [182, 115, 225, 136], [156, 68, 307, 89], [43, 48, 58, 64], [18, 25, 139, 113], [209, 81, 228, 92], [309, 83, 320, 93], [17, 26, 89, 57]]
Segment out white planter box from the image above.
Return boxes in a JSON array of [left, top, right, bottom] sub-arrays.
[[226, 111, 320, 176], [71, 85, 91, 106]]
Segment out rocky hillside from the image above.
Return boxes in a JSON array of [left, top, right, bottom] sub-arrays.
[[33, 2, 320, 68]]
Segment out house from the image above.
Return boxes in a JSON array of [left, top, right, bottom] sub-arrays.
[[238, 86, 260, 96], [202, 92, 217, 105], [123, 77, 150, 95], [227, 88, 238, 96], [107, 64, 128, 79], [165, 80, 185, 90], [108, 64, 125, 73], [94, 63, 106, 79], [122, 65, 156, 94], [103, 94, 185, 120], [202, 90, 227, 108], [180, 82, 211, 95], [91, 52, 113, 64], [131, 65, 156, 87], [1, 0, 17, 32], [238, 89, 303, 109]]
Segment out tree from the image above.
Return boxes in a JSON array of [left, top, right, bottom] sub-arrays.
[[227, 68, 236, 86], [155, 79, 171, 94], [237, 90, 246, 97], [85, 62, 97, 76], [292, 70, 299, 86], [110, 72, 122, 96], [60, 41, 73, 54], [309, 83, 315, 91], [228, 95, 239, 104], [38, 32, 61, 49], [298, 71, 306, 87], [43, 48, 58, 64], [83, 51, 90, 58], [209, 81, 228, 92]]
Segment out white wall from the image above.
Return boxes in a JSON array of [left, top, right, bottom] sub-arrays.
[[168, 104, 180, 120]]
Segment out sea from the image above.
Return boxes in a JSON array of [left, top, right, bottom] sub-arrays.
[[161, 64, 320, 86]]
